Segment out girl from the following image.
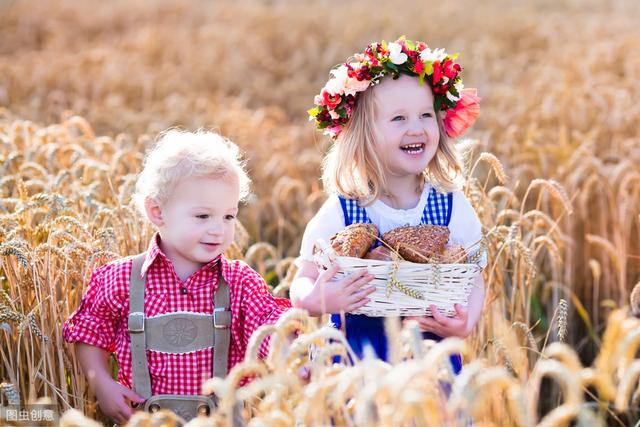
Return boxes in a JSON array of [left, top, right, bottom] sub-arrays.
[[291, 37, 486, 371]]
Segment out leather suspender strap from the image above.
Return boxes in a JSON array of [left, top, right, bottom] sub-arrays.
[[213, 269, 231, 378], [128, 253, 231, 399], [128, 253, 152, 400]]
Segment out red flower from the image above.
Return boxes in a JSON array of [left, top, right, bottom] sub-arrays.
[[414, 60, 425, 74], [321, 90, 342, 109], [432, 61, 442, 84], [442, 59, 461, 79], [444, 88, 481, 138]]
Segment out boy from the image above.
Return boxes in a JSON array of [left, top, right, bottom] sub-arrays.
[[63, 130, 290, 424]]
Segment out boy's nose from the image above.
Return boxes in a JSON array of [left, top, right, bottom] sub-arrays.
[[207, 222, 224, 235]]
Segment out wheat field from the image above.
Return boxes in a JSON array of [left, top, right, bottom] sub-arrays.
[[1, 0, 640, 425]]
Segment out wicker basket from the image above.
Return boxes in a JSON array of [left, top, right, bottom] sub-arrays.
[[313, 240, 482, 317]]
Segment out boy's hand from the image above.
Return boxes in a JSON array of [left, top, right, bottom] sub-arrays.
[[94, 378, 145, 425], [409, 304, 471, 338], [307, 264, 375, 315]]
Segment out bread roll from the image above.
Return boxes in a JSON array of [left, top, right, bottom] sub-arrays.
[[439, 244, 468, 263], [381, 224, 449, 263], [329, 223, 379, 258], [364, 245, 394, 261]]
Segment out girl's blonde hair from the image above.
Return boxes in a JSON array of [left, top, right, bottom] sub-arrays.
[[321, 78, 463, 204], [133, 129, 251, 216]]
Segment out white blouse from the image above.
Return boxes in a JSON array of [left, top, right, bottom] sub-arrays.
[[297, 184, 487, 268]]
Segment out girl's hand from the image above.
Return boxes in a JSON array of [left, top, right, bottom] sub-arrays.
[[410, 304, 471, 338], [306, 264, 376, 315], [94, 378, 145, 425]]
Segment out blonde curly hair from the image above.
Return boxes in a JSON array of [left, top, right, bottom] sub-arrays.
[[133, 129, 251, 216]]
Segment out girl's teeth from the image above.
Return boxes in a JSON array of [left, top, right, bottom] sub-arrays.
[[401, 144, 424, 153]]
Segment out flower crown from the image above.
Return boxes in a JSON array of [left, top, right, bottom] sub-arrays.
[[308, 37, 481, 140]]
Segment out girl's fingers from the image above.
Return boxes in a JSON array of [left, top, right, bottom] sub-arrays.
[[345, 276, 375, 295], [343, 269, 371, 287], [317, 264, 340, 284], [417, 317, 440, 329], [417, 321, 442, 335], [346, 287, 373, 305], [454, 304, 468, 320], [430, 305, 451, 326], [346, 297, 371, 312]]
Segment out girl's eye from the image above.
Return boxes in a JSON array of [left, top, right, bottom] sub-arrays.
[[196, 214, 209, 219], [224, 215, 236, 220], [391, 115, 405, 122], [421, 112, 433, 118]]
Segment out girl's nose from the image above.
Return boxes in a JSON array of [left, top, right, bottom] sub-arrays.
[[406, 119, 424, 136]]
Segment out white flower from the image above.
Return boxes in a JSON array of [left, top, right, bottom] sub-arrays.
[[388, 42, 408, 65], [446, 91, 460, 102], [447, 82, 465, 102], [329, 110, 340, 119], [419, 47, 447, 63], [324, 79, 343, 96], [324, 65, 349, 95]]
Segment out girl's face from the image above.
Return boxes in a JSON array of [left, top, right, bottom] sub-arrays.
[[373, 74, 440, 179]]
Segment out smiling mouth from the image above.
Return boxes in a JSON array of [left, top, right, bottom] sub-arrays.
[[400, 143, 425, 154], [200, 242, 220, 246]]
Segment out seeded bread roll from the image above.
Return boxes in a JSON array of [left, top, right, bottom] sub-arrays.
[[381, 225, 450, 263], [364, 245, 394, 261], [329, 223, 379, 258], [439, 244, 468, 263]]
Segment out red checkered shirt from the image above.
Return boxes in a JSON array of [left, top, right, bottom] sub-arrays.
[[63, 234, 291, 396]]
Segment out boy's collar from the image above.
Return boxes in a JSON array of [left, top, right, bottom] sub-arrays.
[[138, 233, 223, 278]]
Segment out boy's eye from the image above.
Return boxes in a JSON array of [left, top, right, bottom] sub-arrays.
[[224, 215, 236, 220], [196, 214, 209, 219]]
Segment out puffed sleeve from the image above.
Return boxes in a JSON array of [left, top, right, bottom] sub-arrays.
[[448, 191, 488, 269], [63, 262, 128, 352], [237, 262, 291, 358], [296, 194, 345, 266]]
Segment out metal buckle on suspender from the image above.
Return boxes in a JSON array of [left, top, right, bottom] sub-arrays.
[[128, 312, 145, 333], [213, 307, 231, 329]]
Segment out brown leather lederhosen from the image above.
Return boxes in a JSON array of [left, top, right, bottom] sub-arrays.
[[127, 253, 231, 422]]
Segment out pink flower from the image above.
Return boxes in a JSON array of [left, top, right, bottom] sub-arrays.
[[343, 75, 371, 96], [324, 124, 343, 139], [444, 88, 481, 138]]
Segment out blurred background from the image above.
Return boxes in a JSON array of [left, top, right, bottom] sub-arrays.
[[1, 0, 640, 424]]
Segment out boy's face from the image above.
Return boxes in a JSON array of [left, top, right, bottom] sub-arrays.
[[149, 175, 239, 271]]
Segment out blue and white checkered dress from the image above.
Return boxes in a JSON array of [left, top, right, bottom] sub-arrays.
[[332, 188, 462, 372]]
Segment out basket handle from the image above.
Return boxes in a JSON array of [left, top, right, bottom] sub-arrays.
[[312, 239, 338, 271]]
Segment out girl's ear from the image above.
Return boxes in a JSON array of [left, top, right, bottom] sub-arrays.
[[144, 197, 164, 227]]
